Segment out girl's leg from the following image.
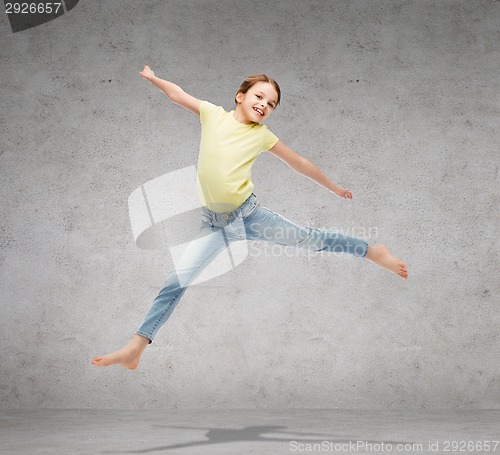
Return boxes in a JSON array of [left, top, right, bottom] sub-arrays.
[[244, 205, 408, 279], [244, 205, 368, 256], [92, 224, 236, 369], [133, 227, 233, 342]]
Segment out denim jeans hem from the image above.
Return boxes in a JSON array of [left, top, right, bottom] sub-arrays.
[[361, 239, 369, 258], [135, 330, 153, 344]]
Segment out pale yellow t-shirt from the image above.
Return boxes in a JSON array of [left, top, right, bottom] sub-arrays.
[[197, 100, 279, 212]]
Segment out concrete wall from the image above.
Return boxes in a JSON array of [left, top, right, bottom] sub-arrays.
[[1, 0, 498, 409]]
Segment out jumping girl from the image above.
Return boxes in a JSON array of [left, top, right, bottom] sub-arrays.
[[92, 67, 408, 370]]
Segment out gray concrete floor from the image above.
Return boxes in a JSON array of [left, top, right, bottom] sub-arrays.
[[0, 409, 498, 454]]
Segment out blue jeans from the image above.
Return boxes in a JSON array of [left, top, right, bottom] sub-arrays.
[[135, 193, 369, 343]]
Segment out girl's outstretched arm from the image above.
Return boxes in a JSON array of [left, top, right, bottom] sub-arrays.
[[139, 65, 201, 116], [268, 140, 353, 199]]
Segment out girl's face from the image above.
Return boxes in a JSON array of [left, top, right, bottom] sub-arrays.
[[235, 82, 279, 124]]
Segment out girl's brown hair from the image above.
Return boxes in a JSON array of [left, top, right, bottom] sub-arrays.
[[234, 74, 281, 109]]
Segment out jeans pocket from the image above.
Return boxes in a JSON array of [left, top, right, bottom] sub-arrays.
[[241, 202, 259, 220]]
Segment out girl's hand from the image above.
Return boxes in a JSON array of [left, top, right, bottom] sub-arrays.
[[139, 65, 155, 81], [333, 185, 353, 199]]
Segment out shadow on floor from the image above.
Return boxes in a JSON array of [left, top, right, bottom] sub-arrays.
[[101, 424, 408, 453]]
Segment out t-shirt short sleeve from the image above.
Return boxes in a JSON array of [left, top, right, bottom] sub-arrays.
[[199, 100, 223, 124], [261, 125, 280, 152]]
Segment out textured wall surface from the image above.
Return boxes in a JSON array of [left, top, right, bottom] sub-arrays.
[[0, 0, 498, 409]]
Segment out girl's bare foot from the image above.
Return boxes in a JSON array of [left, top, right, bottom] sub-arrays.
[[365, 244, 409, 280], [92, 334, 150, 370]]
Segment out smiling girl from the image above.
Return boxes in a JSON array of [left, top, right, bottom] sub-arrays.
[[92, 67, 408, 370]]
